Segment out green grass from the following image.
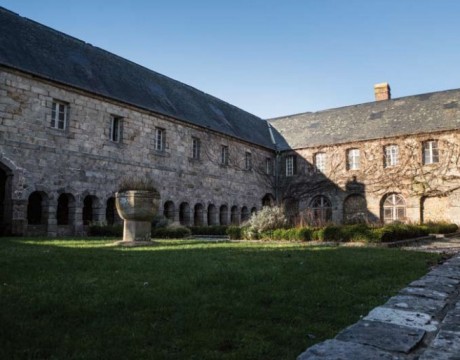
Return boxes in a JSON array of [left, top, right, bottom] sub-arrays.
[[0, 238, 440, 360]]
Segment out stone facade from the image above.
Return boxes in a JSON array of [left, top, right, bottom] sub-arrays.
[[278, 130, 460, 225], [0, 69, 275, 236]]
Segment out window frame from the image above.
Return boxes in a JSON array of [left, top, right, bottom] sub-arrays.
[[245, 152, 252, 171], [347, 148, 360, 170], [154, 127, 165, 152], [50, 100, 69, 130], [286, 155, 295, 176], [110, 115, 122, 143], [314, 152, 327, 173], [221, 145, 229, 166], [192, 137, 201, 160], [384, 144, 399, 168], [423, 140, 439, 165]]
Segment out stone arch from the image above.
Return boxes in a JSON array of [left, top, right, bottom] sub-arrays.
[[179, 202, 191, 226], [241, 206, 250, 223], [105, 196, 121, 225], [381, 193, 406, 223], [194, 203, 204, 226], [0, 161, 13, 235], [163, 201, 175, 221], [207, 204, 218, 226], [231, 205, 239, 225], [82, 195, 100, 225], [27, 191, 49, 225], [262, 193, 275, 207], [219, 205, 228, 225], [343, 194, 367, 224], [309, 195, 332, 225], [56, 193, 76, 226]]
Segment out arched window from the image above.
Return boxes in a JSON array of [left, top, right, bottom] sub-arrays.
[[231, 206, 239, 225], [382, 193, 406, 223], [262, 193, 274, 207], [82, 196, 94, 225], [106, 197, 116, 225], [179, 202, 190, 226], [57, 193, 75, 225], [207, 204, 217, 226], [219, 205, 228, 225], [251, 207, 257, 215], [241, 206, 250, 223], [163, 201, 175, 221], [194, 203, 204, 226], [310, 195, 332, 225], [28, 191, 46, 225]]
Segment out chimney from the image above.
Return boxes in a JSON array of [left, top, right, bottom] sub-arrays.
[[374, 82, 391, 101]]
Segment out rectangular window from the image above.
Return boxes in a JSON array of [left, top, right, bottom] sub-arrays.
[[286, 155, 296, 176], [423, 140, 439, 164], [192, 137, 201, 160], [266, 158, 273, 175], [314, 152, 326, 172], [221, 145, 229, 165], [347, 148, 360, 170], [245, 152, 252, 170], [51, 101, 68, 130], [110, 116, 122, 142], [155, 127, 165, 151], [384, 145, 399, 167]]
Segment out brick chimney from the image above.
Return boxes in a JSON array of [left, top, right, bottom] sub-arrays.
[[374, 82, 391, 101]]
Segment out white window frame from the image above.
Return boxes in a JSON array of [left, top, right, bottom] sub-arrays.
[[155, 127, 165, 151], [423, 140, 439, 164], [286, 155, 294, 176], [314, 152, 326, 172], [221, 145, 229, 166], [384, 145, 399, 167], [110, 116, 122, 143], [266, 158, 273, 175], [51, 101, 68, 130], [382, 193, 406, 223], [347, 148, 360, 170], [245, 152, 252, 170], [192, 137, 201, 160]]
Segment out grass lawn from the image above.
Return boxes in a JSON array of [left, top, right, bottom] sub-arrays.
[[0, 238, 440, 360]]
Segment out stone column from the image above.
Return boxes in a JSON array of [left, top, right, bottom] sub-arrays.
[[47, 198, 57, 237]]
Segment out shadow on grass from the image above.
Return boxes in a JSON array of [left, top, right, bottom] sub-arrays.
[[0, 237, 440, 360]]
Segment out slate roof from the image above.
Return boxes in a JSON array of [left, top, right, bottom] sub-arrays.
[[269, 89, 460, 150], [0, 7, 274, 149]]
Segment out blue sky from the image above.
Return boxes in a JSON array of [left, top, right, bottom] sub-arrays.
[[2, 0, 460, 118]]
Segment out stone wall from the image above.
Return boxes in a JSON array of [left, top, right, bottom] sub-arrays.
[[280, 132, 460, 225], [0, 69, 275, 235]]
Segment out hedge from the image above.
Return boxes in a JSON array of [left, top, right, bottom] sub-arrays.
[[151, 226, 191, 239], [188, 225, 228, 236], [87, 224, 123, 237]]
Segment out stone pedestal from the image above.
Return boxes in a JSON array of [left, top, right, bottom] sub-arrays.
[[115, 190, 160, 243]]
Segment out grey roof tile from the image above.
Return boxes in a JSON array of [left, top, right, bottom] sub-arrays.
[[269, 90, 460, 150], [0, 7, 273, 149]]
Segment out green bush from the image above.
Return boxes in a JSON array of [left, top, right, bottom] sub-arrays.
[[425, 222, 459, 234], [88, 224, 123, 237], [312, 229, 324, 241], [370, 223, 429, 243], [151, 226, 191, 239], [227, 226, 242, 240], [322, 225, 343, 241], [189, 225, 228, 236], [246, 206, 287, 233], [297, 227, 314, 241]]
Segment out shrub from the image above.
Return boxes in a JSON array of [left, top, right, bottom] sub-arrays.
[[227, 226, 242, 240], [151, 214, 170, 228], [246, 206, 287, 233], [151, 226, 191, 239], [297, 227, 314, 241], [341, 224, 373, 242], [189, 225, 228, 236], [322, 225, 343, 241], [312, 229, 324, 241], [88, 224, 123, 237], [424, 222, 459, 234]]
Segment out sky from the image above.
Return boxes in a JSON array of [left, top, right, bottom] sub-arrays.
[[2, 0, 460, 119]]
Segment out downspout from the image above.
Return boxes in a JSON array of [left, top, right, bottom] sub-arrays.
[[267, 122, 280, 204]]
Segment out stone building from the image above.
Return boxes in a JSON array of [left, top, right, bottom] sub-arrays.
[[0, 7, 459, 236]]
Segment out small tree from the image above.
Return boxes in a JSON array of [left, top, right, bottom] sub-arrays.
[[246, 206, 287, 233]]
